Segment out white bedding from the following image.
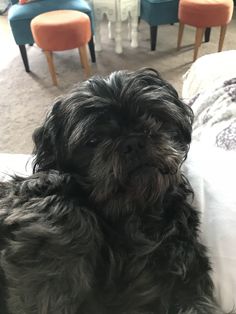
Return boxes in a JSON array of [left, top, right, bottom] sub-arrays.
[[183, 144, 236, 312], [0, 153, 32, 181], [182, 50, 236, 100], [182, 51, 236, 311], [189, 78, 236, 151]]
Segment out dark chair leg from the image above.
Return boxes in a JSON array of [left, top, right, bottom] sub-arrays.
[[88, 36, 96, 63], [150, 26, 158, 51], [205, 27, 211, 42], [19, 45, 30, 72]]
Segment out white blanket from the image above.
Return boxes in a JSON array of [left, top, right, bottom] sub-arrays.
[[182, 50, 236, 100], [0, 153, 32, 181], [183, 144, 236, 312], [182, 52, 236, 309], [190, 78, 236, 151]]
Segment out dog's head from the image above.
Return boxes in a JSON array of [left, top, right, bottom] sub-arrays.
[[33, 68, 193, 207]]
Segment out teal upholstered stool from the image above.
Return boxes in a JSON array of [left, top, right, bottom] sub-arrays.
[[140, 0, 179, 50], [8, 0, 96, 72]]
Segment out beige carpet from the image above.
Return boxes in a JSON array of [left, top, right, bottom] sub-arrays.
[[0, 11, 236, 154]]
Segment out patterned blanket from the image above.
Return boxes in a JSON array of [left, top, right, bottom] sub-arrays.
[[186, 78, 236, 151], [183, 77, 236, 312]]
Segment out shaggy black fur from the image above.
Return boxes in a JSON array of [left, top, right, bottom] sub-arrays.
[[0, 69, 227, 314]]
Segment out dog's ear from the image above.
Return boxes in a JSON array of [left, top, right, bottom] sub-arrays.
[[32, 100, 62, 173]]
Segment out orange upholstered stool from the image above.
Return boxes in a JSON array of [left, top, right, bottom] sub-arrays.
[[31, 10, 91, 85], [177, 0, 234, 61]]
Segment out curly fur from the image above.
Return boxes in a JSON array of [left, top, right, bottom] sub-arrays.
[[0, 68, 229, 314]]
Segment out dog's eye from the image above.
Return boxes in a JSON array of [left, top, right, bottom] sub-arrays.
[[86, 138, 100, 146]]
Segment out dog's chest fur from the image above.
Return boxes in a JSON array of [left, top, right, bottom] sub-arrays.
[[1, 176, 196, 314], [82, 205, 180, 313]]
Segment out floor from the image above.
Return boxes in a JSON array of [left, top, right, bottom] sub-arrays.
[[0, 10, 236, 153]]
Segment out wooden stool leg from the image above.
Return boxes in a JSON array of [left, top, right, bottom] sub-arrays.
[[79, 45, 91, 78], [177, 22, 185, 50], [44, 51, 57, 86], [218, 25, 227, 52], [193, 28, 204, 61]]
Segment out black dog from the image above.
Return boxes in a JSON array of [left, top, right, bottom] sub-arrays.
[[0, 69, 226, 314]]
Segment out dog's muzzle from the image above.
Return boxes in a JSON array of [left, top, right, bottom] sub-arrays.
[[120, 136, 145, 157], [118, 136, 155, 175]]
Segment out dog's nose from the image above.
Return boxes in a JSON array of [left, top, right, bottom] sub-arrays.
[[121, 137, 145, 155]]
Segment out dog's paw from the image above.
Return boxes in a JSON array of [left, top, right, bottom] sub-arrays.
[[19, 170, 71, 197]]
